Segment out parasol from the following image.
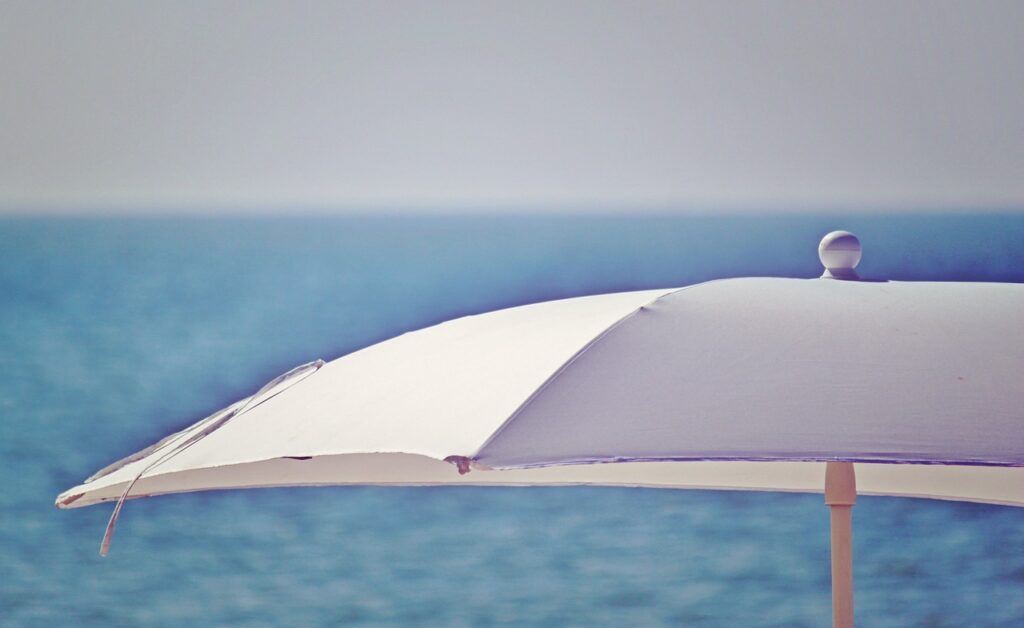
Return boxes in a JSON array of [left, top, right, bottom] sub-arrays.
[[57, 231, 1024, 627]]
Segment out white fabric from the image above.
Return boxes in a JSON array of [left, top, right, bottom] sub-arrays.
[[58, 455, 1024, 509], [57, 279, 1024, 509], [477, 279, 1024, 468]]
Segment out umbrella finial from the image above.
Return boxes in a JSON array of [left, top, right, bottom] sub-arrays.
[[819, 231, 861, 280]]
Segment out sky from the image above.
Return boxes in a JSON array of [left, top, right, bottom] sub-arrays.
[[1, 1, 1022, 213]]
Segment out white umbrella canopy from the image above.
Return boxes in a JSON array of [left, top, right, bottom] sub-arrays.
[[56, 236, 1024, 509], [57, 231, 1023, 624], [55, 276, 1024, 504]]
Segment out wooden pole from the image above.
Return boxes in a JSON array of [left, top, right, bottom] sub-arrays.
[[825, 462, 856, 628]]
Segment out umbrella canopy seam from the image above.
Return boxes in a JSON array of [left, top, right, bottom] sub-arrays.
[[467, 282, 706, 462]]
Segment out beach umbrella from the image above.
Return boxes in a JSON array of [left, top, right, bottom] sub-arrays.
[[57, 231, 1024, 627]]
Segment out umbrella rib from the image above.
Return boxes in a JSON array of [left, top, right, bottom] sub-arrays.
[[98, 358, 325, 556], [468, 283, 703, 464]]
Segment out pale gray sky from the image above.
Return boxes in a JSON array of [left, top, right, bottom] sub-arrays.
[[2, 1, 1022, 212]]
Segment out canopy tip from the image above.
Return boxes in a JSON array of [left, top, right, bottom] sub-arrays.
[[55, 492, 84, 509]]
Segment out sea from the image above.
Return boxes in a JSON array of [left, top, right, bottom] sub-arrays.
[[1, 212, 1023, 626]]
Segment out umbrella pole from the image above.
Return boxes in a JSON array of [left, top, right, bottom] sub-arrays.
[[825, 462, 856, 628]]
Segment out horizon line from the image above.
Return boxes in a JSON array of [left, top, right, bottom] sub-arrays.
[[3, 202, 1024, 218]]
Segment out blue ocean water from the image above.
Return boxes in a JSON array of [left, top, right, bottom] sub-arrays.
[[1, 213, 1023, 626]]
